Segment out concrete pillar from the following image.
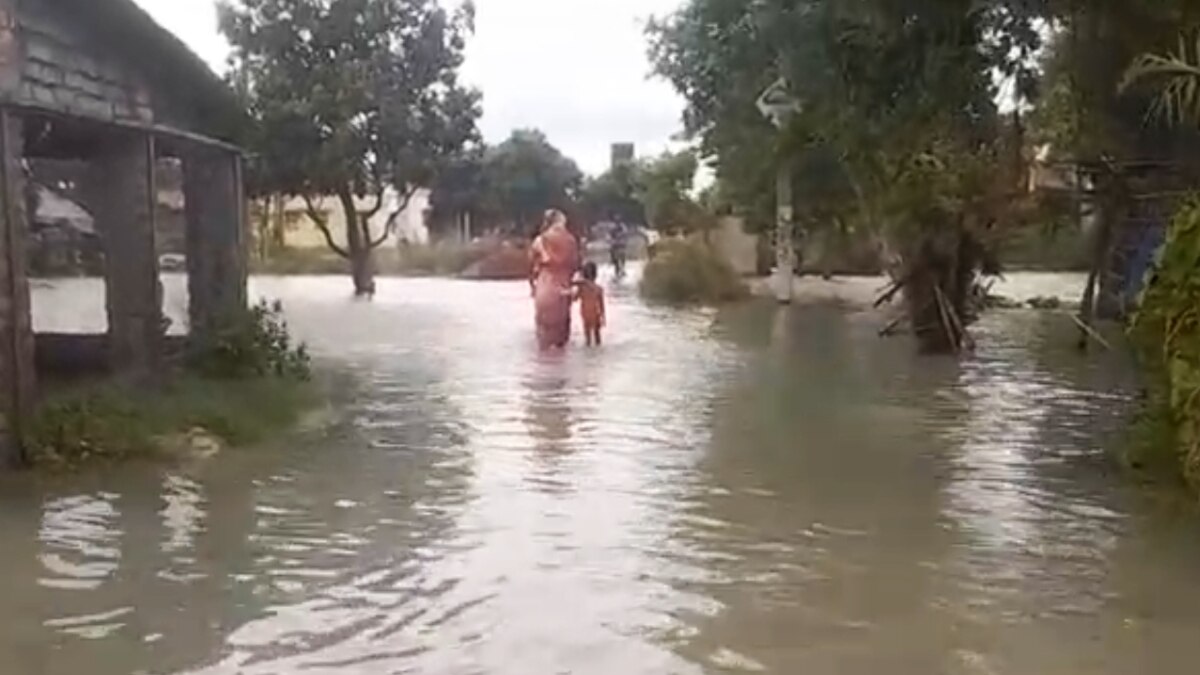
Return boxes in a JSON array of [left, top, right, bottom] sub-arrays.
[[0, 109, 35, 466], [184, 148, 247, 345], [85, 132, 163, 373]]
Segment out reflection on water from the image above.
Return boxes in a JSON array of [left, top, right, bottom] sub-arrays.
[[3, 273, 1200, 673]]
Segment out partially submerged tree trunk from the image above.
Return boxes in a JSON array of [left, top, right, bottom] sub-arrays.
[[337, 190, 376, 297], [897, 225, 979, 354], [1076, 168, 1125, 349]]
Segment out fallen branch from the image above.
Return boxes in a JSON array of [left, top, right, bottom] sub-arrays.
[[933, 285, 961, 353], [879, 315, 907, 337], [1068, 313, 1113, 351], [938, 285, 976, 352], [874, 276, 908, 308]]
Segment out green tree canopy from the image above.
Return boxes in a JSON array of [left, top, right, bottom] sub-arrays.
[[427, 130, 583, 237], [480, 130, 583, 235], [636, 150, 712, 235], [580, 161, 644, 226], [648, 0, 1046, 352]]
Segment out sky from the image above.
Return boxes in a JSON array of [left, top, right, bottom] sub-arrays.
[[131, 0, 689, 176]]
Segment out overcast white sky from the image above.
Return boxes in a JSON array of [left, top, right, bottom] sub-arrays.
[[132, 0, 687, 175]]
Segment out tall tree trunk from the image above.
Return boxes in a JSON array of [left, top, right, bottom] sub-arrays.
[[270, 194, 286, 253], [338, 190, 375, 296]]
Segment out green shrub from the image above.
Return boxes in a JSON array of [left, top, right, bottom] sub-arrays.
[[1129, 196, 1200, 490], [640, 238, 748, 305], [25, 376, 317, 469], [189, 300, 312, 380], [251, 249, 346, 275]]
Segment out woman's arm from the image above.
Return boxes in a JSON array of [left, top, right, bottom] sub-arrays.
[[529, 239, 543, 295]]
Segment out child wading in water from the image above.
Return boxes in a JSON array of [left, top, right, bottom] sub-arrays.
[[576, 262, 606, 346]]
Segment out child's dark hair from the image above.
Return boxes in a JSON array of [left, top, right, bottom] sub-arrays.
[[582, 261, 598, 281]]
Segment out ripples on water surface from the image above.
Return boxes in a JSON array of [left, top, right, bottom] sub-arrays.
[[4, 273, 1200, 674]]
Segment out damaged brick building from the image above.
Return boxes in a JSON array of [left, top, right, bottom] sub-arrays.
[[0, 0, 248, 464]]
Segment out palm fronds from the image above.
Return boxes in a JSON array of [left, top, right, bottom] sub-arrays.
[[1122, 34, 1200, 127]]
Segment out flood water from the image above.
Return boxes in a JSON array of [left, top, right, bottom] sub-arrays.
[[4, 272, 1200, 674]]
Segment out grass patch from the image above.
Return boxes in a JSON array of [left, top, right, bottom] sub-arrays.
[[25, 375, 318, 469], [251, 248, 348, 275], [640, 238, 749, 305], [250, 242, 498, 278], [27, 300, 320, 470]]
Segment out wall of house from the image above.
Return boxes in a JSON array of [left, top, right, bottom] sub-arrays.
[[14, 0, 155, 125]]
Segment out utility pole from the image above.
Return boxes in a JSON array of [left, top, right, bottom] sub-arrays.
[[774, 163, 794, 303], [757, 78, 801, 304]]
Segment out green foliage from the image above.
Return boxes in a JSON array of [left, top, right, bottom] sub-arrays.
[[189, 300, 312, 381], [428, 129, 583, 236], [637, 150, 713, 236], [1124, 33, 1200, 128], [579, 149, 712, 236], [480, 130, 583, 233], [640, 238, 748, 305], [1130, 196, 1200, 489], [580, 161, 644, 225], [1031, 3, 1200, 166], [25, 377, 317, 469]]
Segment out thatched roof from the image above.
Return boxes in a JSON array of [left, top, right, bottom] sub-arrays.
[[51, 0, 244, 143]]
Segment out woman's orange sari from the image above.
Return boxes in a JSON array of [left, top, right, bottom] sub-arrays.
[[530, 223, 579, 349]]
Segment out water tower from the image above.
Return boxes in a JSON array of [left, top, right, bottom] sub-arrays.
[[611, 143, 635, 169]]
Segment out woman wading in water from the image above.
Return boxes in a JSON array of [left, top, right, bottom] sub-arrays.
[[529, 209, 580, 349]]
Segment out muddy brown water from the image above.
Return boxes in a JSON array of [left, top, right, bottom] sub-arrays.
[[3, 272, 1200, 674]]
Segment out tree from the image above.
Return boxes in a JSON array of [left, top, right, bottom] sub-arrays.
[[649, 0, 1041, 352], [425, 130, 584, 239], [1125, 33, 1200, 127], [1028, 4, 1200, 326], [479, 130, 583, 236], [580, 161, 644, 226], [637, 150, 713, 236], [220, 0, 481, 295], [426, 149, 488, 240]]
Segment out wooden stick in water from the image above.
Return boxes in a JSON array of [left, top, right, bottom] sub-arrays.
[[1068, 312, 1113, 351]]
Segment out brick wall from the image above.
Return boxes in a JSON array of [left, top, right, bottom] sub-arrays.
[[15, 1, 155, 125]]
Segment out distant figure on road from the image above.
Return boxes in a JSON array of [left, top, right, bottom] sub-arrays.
[[576, 261, 606, 347], [530, 209, 579, 349], [609, 216, 629, 278]]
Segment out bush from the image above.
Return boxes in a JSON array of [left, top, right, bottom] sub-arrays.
[[394, 241, 490, 276], [24, 376, 317, 469], [1129, 196, 1200, 491], [640, 238, 748, 305], [189, 300, 312, 380]]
